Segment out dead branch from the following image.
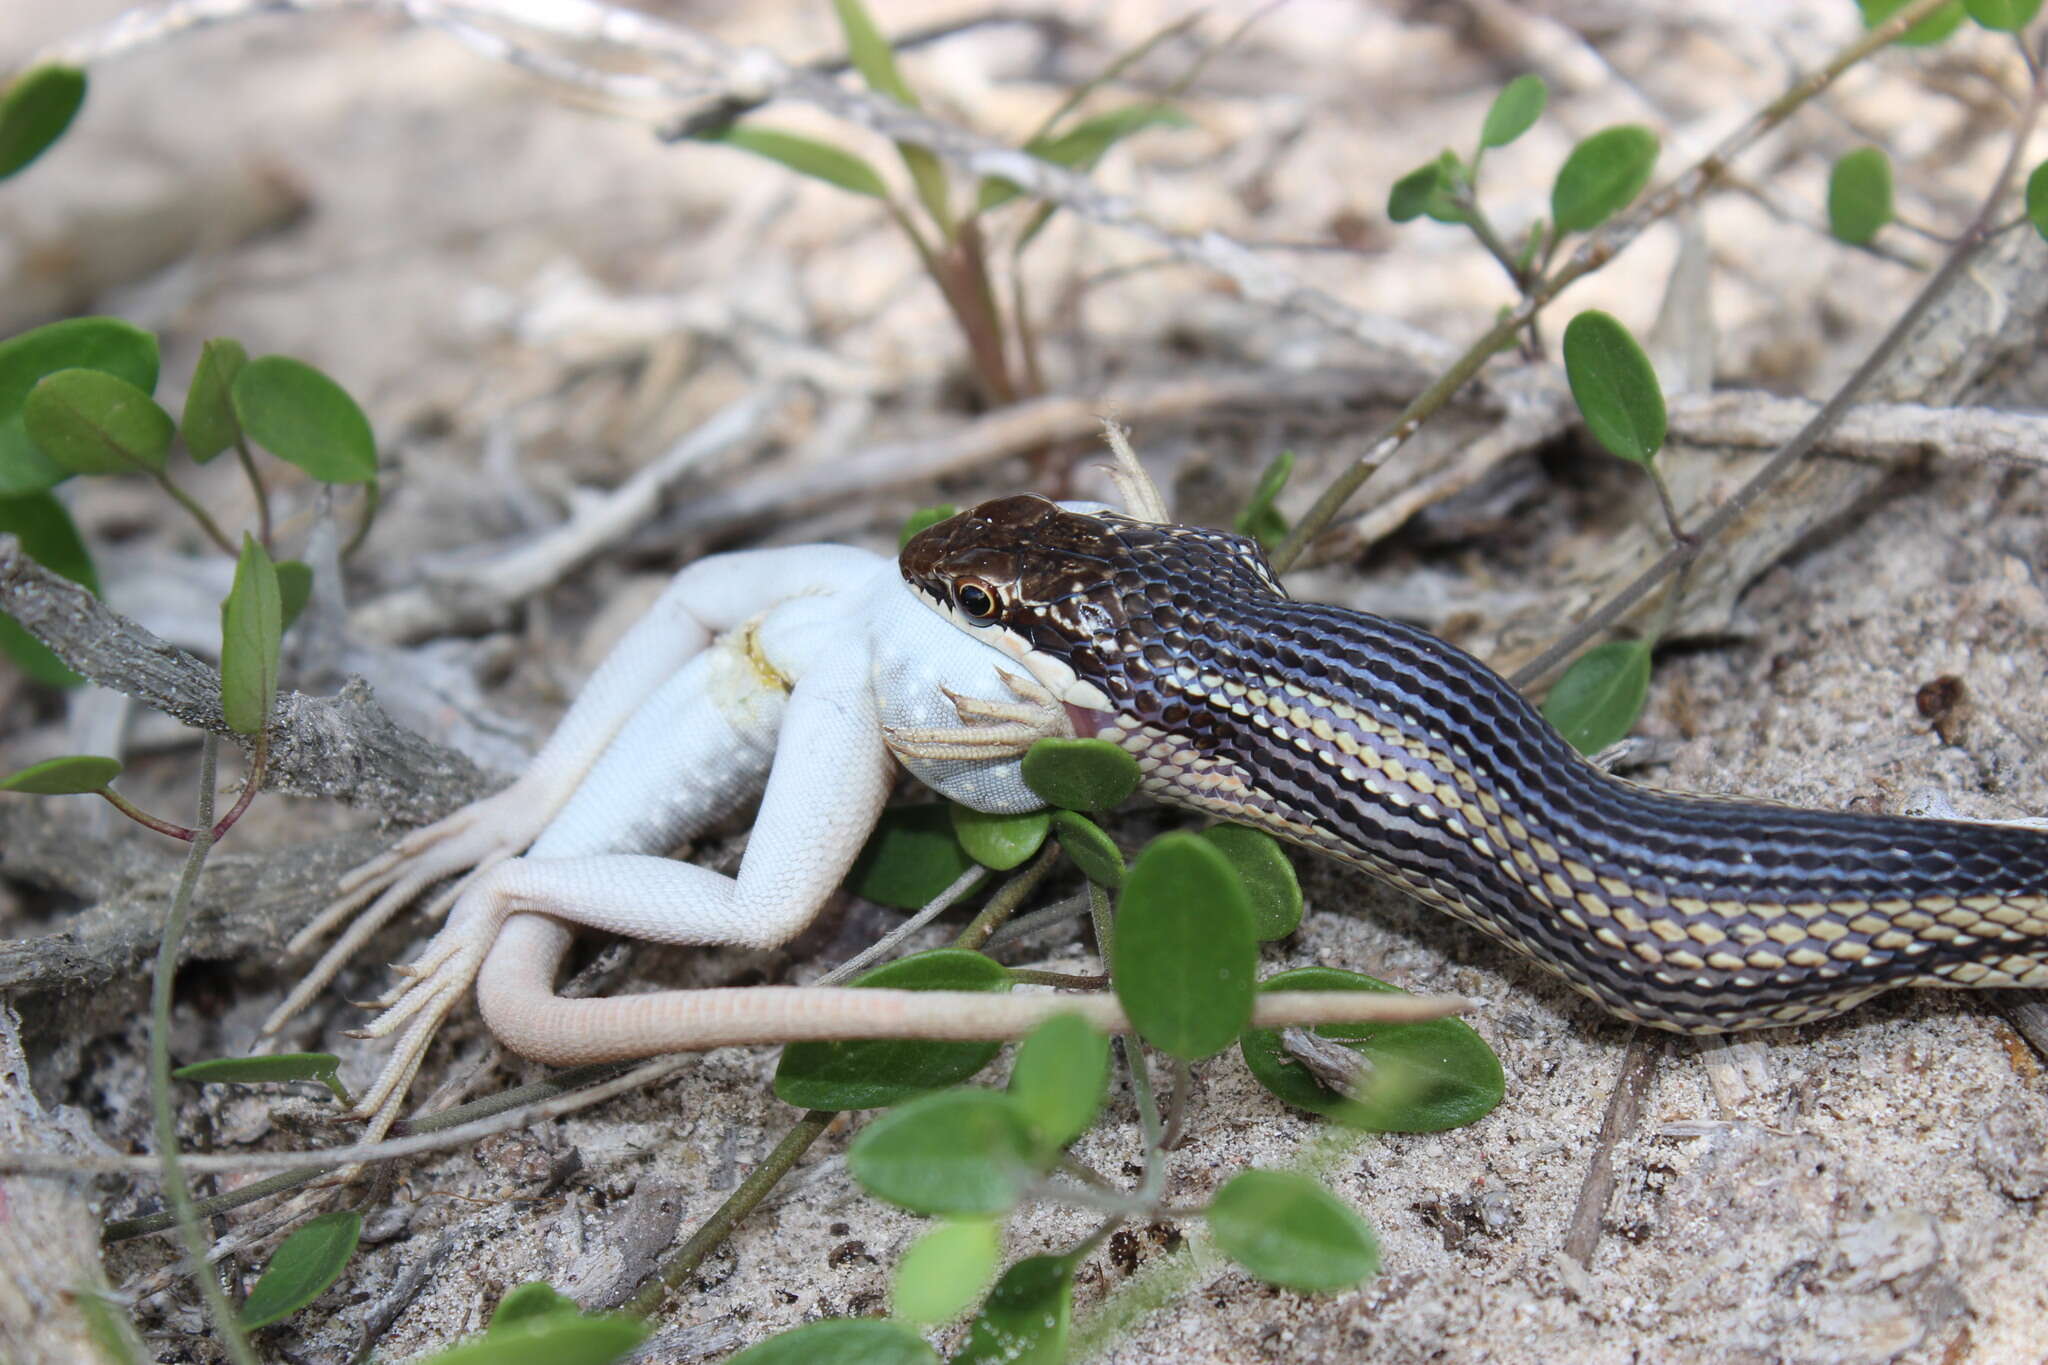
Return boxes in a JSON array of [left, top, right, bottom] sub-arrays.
[[0, 537, 491, 820]]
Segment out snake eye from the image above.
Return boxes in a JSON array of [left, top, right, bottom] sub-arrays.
[[956, 581, 1000, 623]]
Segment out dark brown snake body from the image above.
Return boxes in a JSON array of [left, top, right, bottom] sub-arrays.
[[902, 495, 2048, 1032]]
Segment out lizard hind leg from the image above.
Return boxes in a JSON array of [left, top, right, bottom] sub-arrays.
[[343, 629, 887, 1132], [471, 655, 901, 1073]]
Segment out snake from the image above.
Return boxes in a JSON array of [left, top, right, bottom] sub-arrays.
[[901, 494, 2048, 1032]]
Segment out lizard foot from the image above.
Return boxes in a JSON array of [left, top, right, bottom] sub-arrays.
[[342, 914, 501, 1130], [266, 779, 558, 1036], [887, 668, 1067, 761]]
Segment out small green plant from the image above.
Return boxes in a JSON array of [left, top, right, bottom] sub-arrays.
[[730, 732, 1504, 1358], [0, 64, 393, 1355], [0, 309, 379, 836], [690, 0, 1194, 408], [1387, 73, 1659, 293]]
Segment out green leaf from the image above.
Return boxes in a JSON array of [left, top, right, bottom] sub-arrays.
[[1561, 309, 1666, 466], [230, 355, 377, 484], [182, 338, 249, 463], [774, 949, 1011, 1110], [1479, 74, 1547, 151], [1550, 125, 1658, 236], [898, 503, 958, 549], [1020, 738, 1140, 811], [238, 1210, 361, 1329], [950, 804, 1050, 871], [830, 0, 951, 228], [849, 1088, 1040, 1215], [834, 0, 919, 106], [1198, 824, 1302, 940], [1827, 147, 1894, 246], [1035, 104, 1191, 168], [846, 803, 976, 909], [23, 369, 173, 477], [0, 491, 97, 687], [0, 754, 121, 794], [74, 1290, 143, 1365], [414, 1313, 649, 1365], [1233, 449, 1293, 551], [953, 1253, 1077, 1365], [487, 1283, 580, 1333], [0, 66, 86, 181], [275, 559, 314, 631], [892, 1218, 1000, 1324], [175, 1052, 348, 1106], [1239, 967, 1504, 1132], [729, 1318, 938, 1365], [1541, 638, 1652, 756], [1007, 1013, 1109, 1149], [1966, 0, 2043, 27], [700, 124, 891, 200], [0, 492, 96, 592], [0, 317, 158, 495], [1859, 0, 1968, 43], [1051, 810, 1124, 888], [1386, 155, 1466, 225], [980, 104, 1191, 212], [1206, 1171, 1378, 1292], [2026, 161, 2048, 243], [220, 533, 282, 737], [1112, 832, 1257, 1059]]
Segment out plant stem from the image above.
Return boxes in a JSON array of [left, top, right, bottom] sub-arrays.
[[1459, 198, 1528, 292], [1007, 968, 1109, 989], [233, 438, 273, 550], [625, 1110, 836, 1317], [96, 786, 197, 841], [955, 841, 1062, 950], [93, 735, 268, 843], [209, 733, 267, 841], [342, 478, 378, 559], [148, 736, 259, 1365], [1645, 465, 1691, 547], [152, 473, 238, 556], [1125, 1037, 1165, 1204], [1159, 1056, 1191, 1152], [1087, 880, 1114, 962]]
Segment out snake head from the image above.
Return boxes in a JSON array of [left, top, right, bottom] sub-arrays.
[[900, 493, 1286, 725]]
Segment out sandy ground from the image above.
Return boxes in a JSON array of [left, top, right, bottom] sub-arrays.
[[2, 2, 2045, 1362]]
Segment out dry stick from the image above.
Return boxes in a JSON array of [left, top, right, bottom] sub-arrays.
[[12, 1058, 691, 1180], [100, 1060, 643, 1242], [0, 537, 488, 821], [1268, 0, 1959, 576], [626, 842, 1066, 1316], [1510, 28, 2048, 692], [1560, 1030, 1658, 1267]]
